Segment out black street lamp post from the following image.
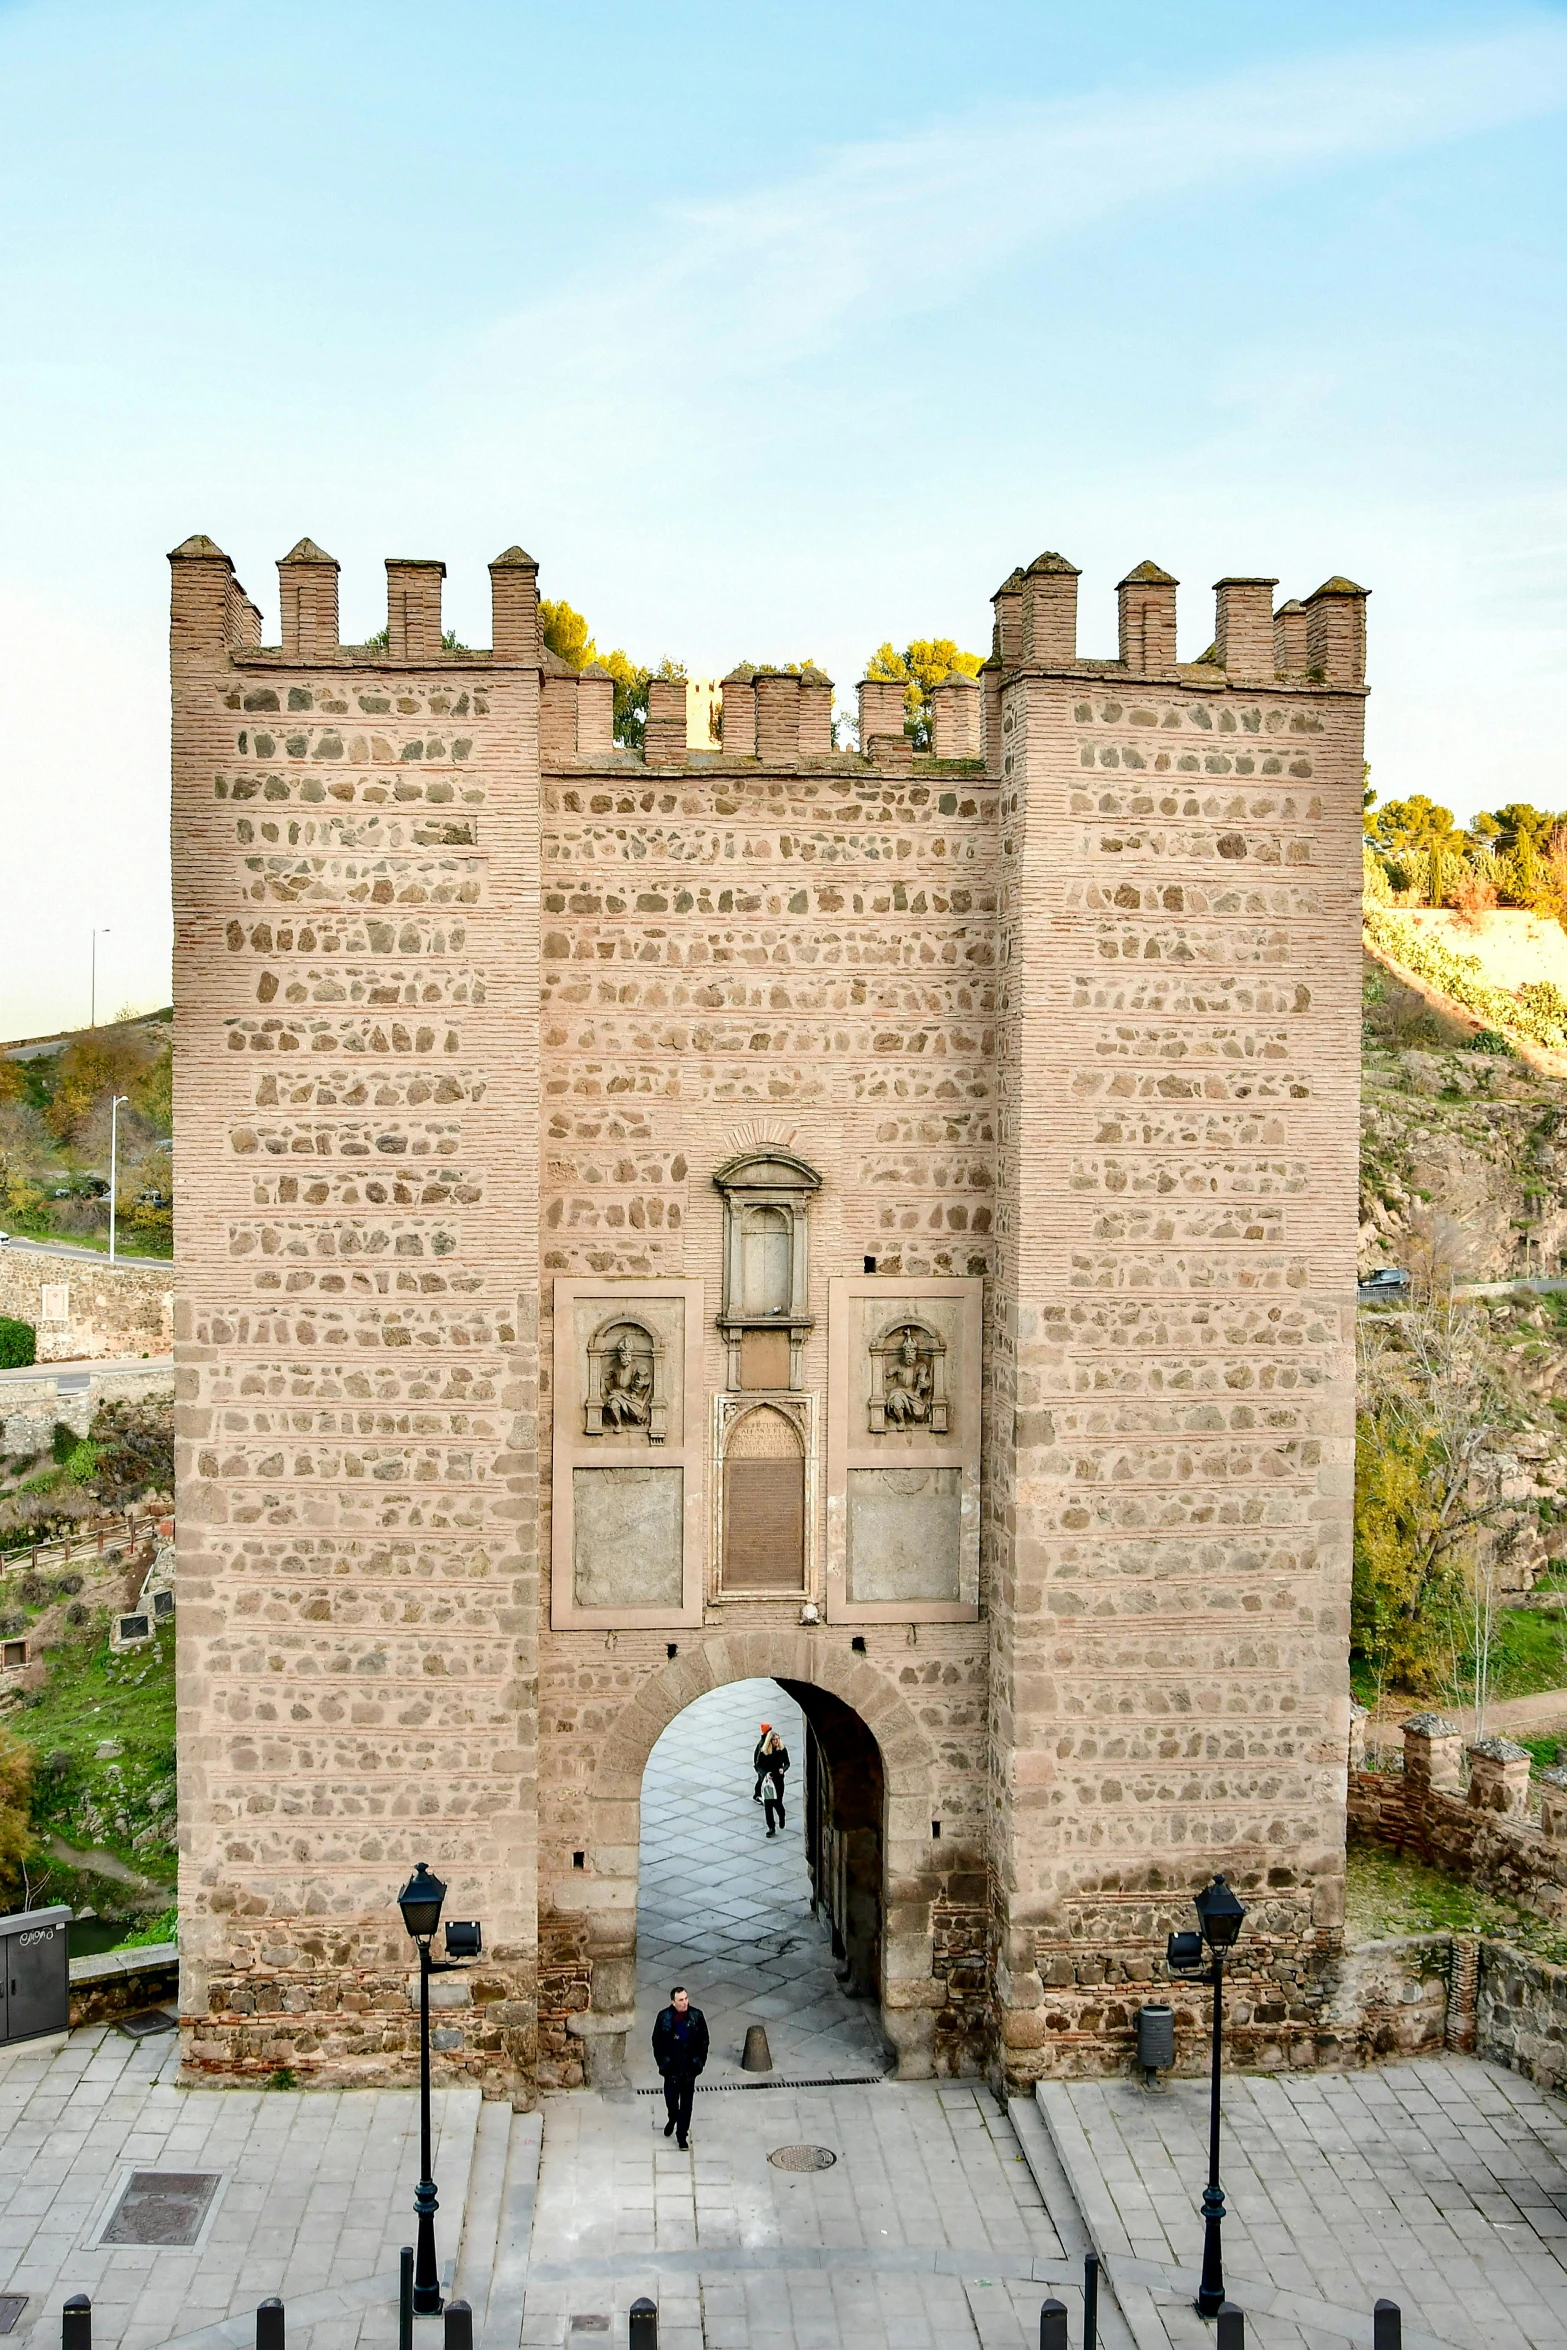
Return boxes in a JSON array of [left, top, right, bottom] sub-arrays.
[[398, 1862, 448, 2317], [1167, 1873, 1247, 2322]]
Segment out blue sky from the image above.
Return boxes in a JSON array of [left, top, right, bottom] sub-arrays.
[[1, 0, 1564, 1031]]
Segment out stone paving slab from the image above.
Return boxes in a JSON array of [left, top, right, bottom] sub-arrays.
[[1038, 2056, 1567, 2350], [523, 2081, 1064, 2348]]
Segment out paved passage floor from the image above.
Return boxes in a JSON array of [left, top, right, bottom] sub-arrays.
[[630, 1677, 889, 2089]]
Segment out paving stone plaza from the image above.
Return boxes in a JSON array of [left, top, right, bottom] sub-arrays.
[[5, 1684, 1567, 2349]]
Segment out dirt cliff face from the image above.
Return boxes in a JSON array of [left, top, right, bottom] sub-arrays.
[[1361, 962, 1567, 1285]]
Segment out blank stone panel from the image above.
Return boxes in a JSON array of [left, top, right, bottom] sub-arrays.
[[846, 1468, 961, 1603], [571, 1466, 684, 1609]]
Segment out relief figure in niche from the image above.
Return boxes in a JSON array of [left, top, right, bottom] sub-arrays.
[[882, 1327, 933, 1427], [584, 1317, 666, 1442], [600, 1332, 652, 1430], [867, 1319, 948, 1436]]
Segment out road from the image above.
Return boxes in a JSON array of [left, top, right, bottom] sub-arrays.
[[0, 1354, 172, 1386], [0, 1234, 172, 1268]]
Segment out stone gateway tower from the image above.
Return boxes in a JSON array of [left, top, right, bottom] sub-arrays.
[[170, 537, 1366, 2097]]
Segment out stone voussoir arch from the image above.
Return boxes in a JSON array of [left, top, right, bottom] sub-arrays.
[[595, 1628, 938, 1802]]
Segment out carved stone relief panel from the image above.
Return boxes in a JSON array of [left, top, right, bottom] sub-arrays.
[[826, 1276, 981, 1623], [551, 1278, 705, 1628]]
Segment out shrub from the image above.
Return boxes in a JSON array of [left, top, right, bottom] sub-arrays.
[[88, 1400, 173, 1510], [50, 1422, 78, 1465], [64, 1601, 88, 1628], [17, 1575, 47, 1608], [0, 1320, 35, 1371], [56, 1573, 82, 1597], [1466, 1029, 1513, 1054]]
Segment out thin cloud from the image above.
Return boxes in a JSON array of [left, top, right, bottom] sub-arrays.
[[486, 21, 1567, 405]]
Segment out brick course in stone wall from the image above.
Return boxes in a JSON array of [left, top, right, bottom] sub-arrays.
[[171, 537, 1366, 2099]]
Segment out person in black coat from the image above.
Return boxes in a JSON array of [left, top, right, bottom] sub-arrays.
[[760, 1729, 790, 1836], [651, 1985, 708, 2148]]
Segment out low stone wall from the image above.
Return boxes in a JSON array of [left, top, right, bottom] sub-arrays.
[[1349, 1715, 1567, 1925], [1477, 1940, 1567, 2093], [0, 1363, 173, 1453], [0, 1253, 173, 1364], [69, 1943, 178, 2029]]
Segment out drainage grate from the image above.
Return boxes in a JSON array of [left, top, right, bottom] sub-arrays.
[[568, 2322, 609, 2335], [102, 2172, 220, 2246], [116, 2009, 178, 2040], [767, 2144, 837, 2172], [0, 2298, 27, 2335]]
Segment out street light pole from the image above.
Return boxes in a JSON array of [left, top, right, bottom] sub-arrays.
[[90, 929, 110, 1030], [1197, 1945, 1228, 2320], [1166, 1872, 1247, 2324], [397, 1862, 447, 2317], [108, 1096, 129, 1267]]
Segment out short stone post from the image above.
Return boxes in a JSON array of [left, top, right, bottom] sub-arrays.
[[1348, 1702, 1369, 1774], [1216, 2308, 1244, 2350], [1038, 2301, 1068, 2350], [442, 2300, 471, 2350], [1400, 1713, 1463, 1796], [1539, 1765, 1567, 1844], [1467, 1736, 1533, 1818]]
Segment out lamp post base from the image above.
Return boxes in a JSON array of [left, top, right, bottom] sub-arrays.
[[1195, 2189, 1227, 2319], [412, 2180, 442, 2316]]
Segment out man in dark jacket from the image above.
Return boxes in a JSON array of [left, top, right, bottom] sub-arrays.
[[651, 1985, 708, 2148]]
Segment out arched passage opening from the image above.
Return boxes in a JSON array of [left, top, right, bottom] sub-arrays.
[[563, 1635, 947, 2087], [626, 1677, 888, 2088]]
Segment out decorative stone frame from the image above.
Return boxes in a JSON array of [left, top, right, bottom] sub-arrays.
[[710, 1391, 818, 1604], [826, 1275, 982, 1624], [712, 1148, 821, 1390], [583, 1316, 668, 1443], [867, 1319, 949, 1436], [551, 1278, 705, 1630]]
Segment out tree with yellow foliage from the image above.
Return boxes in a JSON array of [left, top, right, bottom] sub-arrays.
[[864, 639, 985, 750]]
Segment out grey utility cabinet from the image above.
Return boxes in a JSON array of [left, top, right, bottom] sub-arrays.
[[0, 1907, 72, 2043]]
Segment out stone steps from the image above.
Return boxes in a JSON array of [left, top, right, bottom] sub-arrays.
[[452, 2104, 543, 2350]]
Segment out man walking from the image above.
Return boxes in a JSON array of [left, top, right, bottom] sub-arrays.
[[760, 1728, 790, 1837], [651, 1984, 708, 2150]]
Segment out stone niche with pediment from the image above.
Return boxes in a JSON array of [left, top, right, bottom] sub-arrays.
[[713, 1147, 820, 1391], [826, 1275, 982, 1622], [551, 1278, 705, 1628]]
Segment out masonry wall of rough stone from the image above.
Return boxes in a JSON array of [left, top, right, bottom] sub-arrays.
[[0, 1253, 172, 1361], [1350, 1764, 1567, 1924], [173, 537, 1366, 2099], [170, 539, 541, 2095], [986, 562, 1366, 2083]]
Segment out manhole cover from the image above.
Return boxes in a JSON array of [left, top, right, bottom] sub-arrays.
[[102, 2172, 219, 2246], [568, 2323, 609, 2335], [0, 2297, 27, 2335], [767, 2144, 836, 2172]]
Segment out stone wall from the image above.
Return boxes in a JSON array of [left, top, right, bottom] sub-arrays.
[[170, 538, 541, 2098], [986, 562, 1366, 2082], [0, 1253, 172, 1362], [172, 537, 1367, 2098], [0, 1363, 173, 1455], [1349, 1719, 1567, 1926]]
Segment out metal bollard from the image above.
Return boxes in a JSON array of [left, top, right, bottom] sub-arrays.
[[629, 2296, 658, 2348], [1039, 2299, 1068, 2350], [442, 2300, 472, 2350], [1083, 2253, 1099, 2350], [398, 2247, 413, 2350], [62, 2297, 91, 2350], [1216, 2304, 1244, 2350], [1373, 2301, 1402, 2350], [256, 2298, 284, 2350]]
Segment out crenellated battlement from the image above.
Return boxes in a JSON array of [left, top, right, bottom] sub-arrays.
[[988, 549, 1369, 691]]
